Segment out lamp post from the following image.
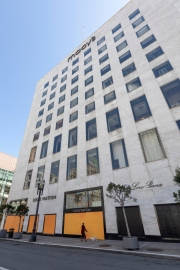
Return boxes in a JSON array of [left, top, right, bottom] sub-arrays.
[[29, 179, 45, 242]]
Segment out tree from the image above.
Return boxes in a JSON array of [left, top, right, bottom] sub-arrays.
[[0, 203, 15, 216], [173, 166, 180, 203], [14, 204, 29, 233], [106, 182, 137, 238]]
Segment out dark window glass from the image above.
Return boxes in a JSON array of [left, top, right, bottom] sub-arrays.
[[131, 95, 152, 122], [84, 48, 91, 57], [53, 135, 62, 153], [132, 16, 144, 28], [56, 119, 63, 129], [59, 94, 65, 103], [85, 102, 95, 114], [106, 108, 121, 132], [48, 102, 54, 111], [112, 23, 121, 34], [141, 35, 156, 49], [116, 40, 128, 52], [40, 99, 46, 106], [68, 127, 77, 148], [50, 161, 60, 184], [152, 61, 173, 78], [36, 120, 42, 128], [29, 146, 37, 163], [60, 84, 66, 93], [50, 92, 55, 100], [122, 63, 136, 77], [66, 155, 77, 180], [52, 74, 58, 81], [36, 166, 45, 185], [126, 77, 141, 92], [98, 45, 107, 55], [110, 139, 128, 169], [99, 54, 109, 65], [40, 141, 48, 159], [33, 132, 39, 141], [101, 64, 111, 76], [42, 90, 47, 97], [104, 91, 116, 104], [72, 66, 79, 75], [160, 79, 180, 108], [87, 148, 100, 175], [71, 86, 78, 96], [85, 65, 92, 75], [70, 111, 78, 122], [44, 82, 49, 89], [102, 76, 113, 89], [38, 109, 44, 117], [146, 47, 164, 62], [23, 170, 32, 190], [71, 75, 78, 85], [51, 82, 57, 91], [129, 9, 140, 20], [62, 66, 68, 74], [85, 88, 94, 99], [61, 75, 67, 83], [119, 51, 131, 63], [44, 126, 50, 136], [114, 31, 124, 42], [70, 97, 78, 108], [46, 113, 52, 122], [86, 118, 97, 140], [176, 120, 180, 130], [84, 56, 92, 65], [136, 25, 150, 37], [85, 76, 93, 86], [72, 58, 79, 66], [97, 36, 105, 46], [57, 106, 64, 116]]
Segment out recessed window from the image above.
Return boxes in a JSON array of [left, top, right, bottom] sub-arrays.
[[50, 161, 60, 184], [33, 132, 40, 142], [46, 113, 52, 122], [42, 90, 48, 97], [139, 128, 165, 162], [114, 31, 124, 42], [71, 86, 78, 96], [62, 66, 68, 74], [122, 63, 136, 77], [85, 102, 95, 114], [85, 88, 94, 99], [112, 23, 121, 34], [106, 108, 121, 132], [69, 111, 78, 122], [99, 53, 109, 65], [101, 64, 111, 76], [70, 97, 78, 108], [85, 76, 93, 86], [44, 82, 49, 89], [97, 36, 105, 46], [132, 16, 144, 28], [136, 25, 150, 38], [116, 40, 128, 52], [71, 75, 78, 85], [110, 140, 128, 169], [104, 91, 116, 104], [44, 126, 51, 136], [59, 94, 65, 104], [84, 48, 91, 57], [61, 75, 67, 83], [53, 135, 62, 153], [52, 74, 58, 82], [85, 65, 92, 75], [98, 44, 107, 55], [129, 9, 140, 20], [146, 47, 164, 62], [36, 166, 45, 186], [68, 127, 77, 148], [57, 106, 64, 116], [36, 120, 42, 128], [72, 58, 79, 66], [176, 120, 180, 130], [60, 84, 66, 93], [56, 119, 63, 129], [29, 146, 37, 163], [152, 61, 173, 78], [40, 141, 48, 159], [126, 77, 141, 92], [40, 99, 46, 106], [86, 118, 97, 140], [72, 66, 79, 75], [66, 155, 77, 180], [84, 56, 92, 65], [102, 76, 113, 89], [141, 35, 156, 49], [38, 109, 44, 117], [50, 92, 55, 100], [51, 82, 57, 91], [87, 148, 100, 176], [48, 102, 54, 111], [131, 95, 152, 122], [119, 51, 131, 63], [23, 170, 32, 190], [160, 79, 180, 108]]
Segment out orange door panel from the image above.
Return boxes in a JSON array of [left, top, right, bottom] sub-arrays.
[[43, 214, 56, 235], [27, 215, 39, 233], [4, 216, 24, 232]]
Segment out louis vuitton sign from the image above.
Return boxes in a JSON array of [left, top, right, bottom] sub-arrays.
[[33, 195, 56, 202]]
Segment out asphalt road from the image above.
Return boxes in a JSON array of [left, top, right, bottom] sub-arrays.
[[0, 241, 179, 270]]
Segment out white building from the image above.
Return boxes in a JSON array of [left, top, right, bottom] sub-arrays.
[[4, 0, 180, 240]]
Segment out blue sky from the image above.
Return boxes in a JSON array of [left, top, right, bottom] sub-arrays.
[[0, 0, 129, 158]]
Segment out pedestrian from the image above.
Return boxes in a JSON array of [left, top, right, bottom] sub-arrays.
[[81, 222, 88, 242]]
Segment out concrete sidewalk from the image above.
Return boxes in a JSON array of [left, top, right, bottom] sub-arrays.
[[1, 234, 180, 260]]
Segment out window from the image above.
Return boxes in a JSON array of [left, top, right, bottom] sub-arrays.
[[129, 9, 140, 20], [160, 79, 180, 108], [112, 23, 121, 34], [114, 31, 124, 42], [86, 118, 97, 140], [71, 75, 78, 85], [38, 109, 44, 117], [85, 76, 93, 86], [87, 148, 100, 175], [62, 66, 68, 74], [176, 120, 180, 130], [136, 25, 150, 38], [139, 128, 165, 162], [126, 77, 141, 92], [33, 132, 39, 142], [116, 40, 128, 52], [152, 61, 173, 78], [23, 170, 32, 190], [66, 155, 77, 180], [84, 48, 91, 57], [36, 165, 45, 186], [85, 88, 94, 99], [50, 161, 60, 184], [72, 66, 79, 75], [101, 64, 111, 76], [40, 141, 48, 159], [57, 106, 64, 115], [70, 97, 78, 108], [70, 111, 78, 122], [42, 90, 47, 97], [102, 76, 113, 89], [40, 99, 46, 106], [146, 47, 164, 62], [132, 16, 144, 28], [85, 102, 95, 114], [53, 135, 62, 153], [84, 65, 92, 75], [48, 102, 54, 110], [68, 127, 77, 148], [141, 35, 156, 49], [51, 82, 57, 90], [44, 82, 49, 89], [110, 140, 128, 169], [84, 56, 92, 65], [72, 58, 79, 66], [44, 126, 50, 136], [99, 53, 109, 64], [52, 74, 58, 81], [61, 75, 67, 83], [119, 51, 131, 63], [97, 36, 105, 46], [106, 108, 121, 132], [29, 146, 37, 163], [98, 45, 107, 55], [46, 113, 52, 122], [60, 84, 66, 93], [36, 120, 42, 128], [50, 92, 55, 100], [71, 86, 78, 96], [56, 119, 63, 129], [131, 95, 152, 122], [104, 91, 116, 104], [122, 63, 136, 77], [59, 94, 65, 103]]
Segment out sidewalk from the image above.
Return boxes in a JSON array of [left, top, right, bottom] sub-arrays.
[[1, 234, 180, 260]]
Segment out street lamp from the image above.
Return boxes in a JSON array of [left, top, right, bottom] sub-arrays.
[[29, 179, 45, 242]]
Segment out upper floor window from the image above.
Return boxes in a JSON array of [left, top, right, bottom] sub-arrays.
[[66, 155, 77, 180], [146, 47, 164, 62], [56, 119, 63, 129], [106, 108, 121, 132], [29, 146, 37, 163], [98, 44, 107, 55], [100, 64, 111, 76], [59, 94, 65, 104], [97, 36, 105, 46], [176, 120, 180, 130], [53, 135, 62, 153], [132, 16, 144, 28], [40, 141, 48, 159], [48, 102, 54, 111], [44, 82, 49, 89], [110, 139, 128, 169], [86, 118, 97, 140], [85, 88, 94, 99], [36, 120, 42, 128], [119, 51, 131, 63], [68, 127, 77, 148], [129, 9, 140, 20], [50, 161, 60, 184], [33, 132, 40, 142], [70, 97, 78, 108], [152, 61, 173, 78], [84, 48, 91, 57], [102, 76, 113, 89], [62, 66, 68, 74], [84, 56, 92, 65], [85, 102, 95, 114], [61, 75, 67, 83], [40, 99, 46, 106], [23, 170, 32, 190], [114, 31, 124, 42], [50, 92, 55, 100], [72, 58, 79, 66], [85, 76, 93, 86], [87, 148, 100, 176], [46, 113, 52, 122], [126, 77, 141, 92], [51, 82, 57, 91], [72, 66, 79, 75], [71, 86, 78, 96], [71, 75, 78, 85], [44, 126, 51, 136], [131, 95, 152, 122], [85, 65, 92, 75], [52, 74, 58, 82], [38, 109, 44, 117], [60, 84, 66, 93], [122, 63, 136, 77], [42, 90, 47, 97], [99, 53, 109, 65], [104, 91, 116, 104], [112, 24, 121, 34], [136, 25, 150, 38], [160, 79, 180, 108], [36, 165, 45, 185], [70, 111, 78, 122], [57, 106, 64, 116], [116, 40, 128, 52], [141, 35, 156, 49]]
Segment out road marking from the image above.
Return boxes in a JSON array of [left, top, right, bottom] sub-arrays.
[[140, 242, 148, 249], [0, 267, 10, 270]]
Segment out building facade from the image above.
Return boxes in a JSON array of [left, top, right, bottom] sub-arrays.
[[3, 0, 180, 239]]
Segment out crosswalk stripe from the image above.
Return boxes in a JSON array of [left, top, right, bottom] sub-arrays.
[[0, 267, 10, 270]]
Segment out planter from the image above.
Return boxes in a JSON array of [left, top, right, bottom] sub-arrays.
[[123, 236, 139, 250], [13, 232, 22, 239], [0, 229, 7, 238]]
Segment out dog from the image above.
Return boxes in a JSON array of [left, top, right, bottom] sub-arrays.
[[91, 236, 97, 241]]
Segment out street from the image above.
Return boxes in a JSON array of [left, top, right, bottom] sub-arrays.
[[0, 241, 179, 270]]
